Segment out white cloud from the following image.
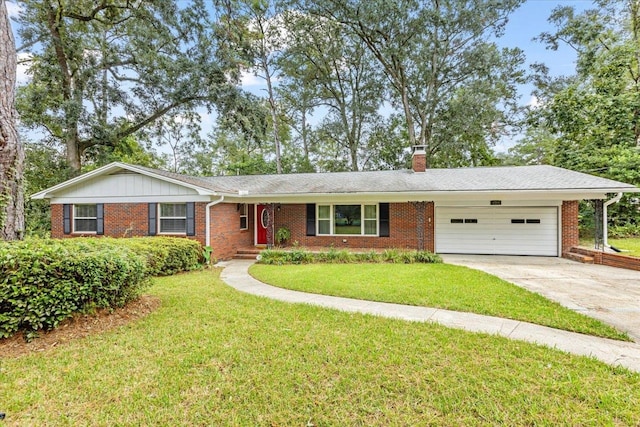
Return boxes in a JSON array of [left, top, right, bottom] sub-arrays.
[[526, 95, 541, 109], [6, 1, 22, 18], [240, 70, 263, 87], [16, 52, 32, 85]]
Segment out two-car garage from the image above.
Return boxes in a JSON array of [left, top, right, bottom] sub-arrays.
[[435, 206, 559, 256]]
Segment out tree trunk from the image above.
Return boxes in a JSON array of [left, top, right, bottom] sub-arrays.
[[0, 1, 24, 240]]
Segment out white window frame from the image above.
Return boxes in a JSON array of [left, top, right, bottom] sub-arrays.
[[316, 204, 379, 236], [239, 203, 248, 230], [158, 203, 187, 235], [73, 204, 97, 234]]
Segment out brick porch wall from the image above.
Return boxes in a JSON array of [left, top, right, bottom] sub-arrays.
[[561, 200, 580, 255], [571, 247, 640, 271], [209, 203, 254, 260], [274, 202, 435, 252]]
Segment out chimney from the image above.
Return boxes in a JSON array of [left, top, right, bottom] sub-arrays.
[[412, 145, 426, 172]]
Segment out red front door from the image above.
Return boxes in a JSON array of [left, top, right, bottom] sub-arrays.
[[256, 204, 270, 245]]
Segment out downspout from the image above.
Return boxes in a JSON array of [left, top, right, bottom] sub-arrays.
[[205, 195, 225, 248], [603, 192, 623, 250]]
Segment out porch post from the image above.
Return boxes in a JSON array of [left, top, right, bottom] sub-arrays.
[[266, 203, 275, 248], [412, 201, 427, 251]]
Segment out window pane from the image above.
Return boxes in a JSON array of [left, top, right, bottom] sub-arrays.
[[160, 203, 186, 217], [75, 204, 97, 218], [75, 219, 97, 232], [334, 205, 361, 235], [364, 205, 376, 219], [240, 217, 248, 229], [318, 219, 331, 235], [160, 218, 186, 233], [318, 205, 330, 219], [364, 219, 377, 235]]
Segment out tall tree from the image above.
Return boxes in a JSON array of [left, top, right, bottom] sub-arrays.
[[15, 0, 245, 173], [0, 0, 24, 240], [280, 12, 384, 171], [298, 0, 526, 168], [248, 1, 286, 174], [512, 0, 640, 227]]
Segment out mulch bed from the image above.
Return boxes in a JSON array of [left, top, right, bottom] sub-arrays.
[[0, 295, 161, 358]]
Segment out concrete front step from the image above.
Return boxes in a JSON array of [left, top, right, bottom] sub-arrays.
[[234, 253, 259, 260], [564, 251, 594, 264]]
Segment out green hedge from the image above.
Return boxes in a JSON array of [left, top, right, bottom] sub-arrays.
[[258, 248, 442, 265], [0, 237, 203, 340], [79, 237, 203, 276]]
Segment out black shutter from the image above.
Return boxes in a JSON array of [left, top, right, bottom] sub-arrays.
[[96, 204, 104, 235], [306, 204, 316, 236], [379, 203, 390, 237], [186, 202, 195, 236], [148, 203, 157, 236], [63, 204, 71, 235]]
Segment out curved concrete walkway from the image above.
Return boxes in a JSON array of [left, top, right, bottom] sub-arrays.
[[219, 259, 640, 373]]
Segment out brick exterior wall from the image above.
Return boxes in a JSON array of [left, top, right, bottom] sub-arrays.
[[50, 204, 64, 238], [208, 203, 254, 260], [50, 202, 253, 260], [274, 202, 435, 252], [50, 199, 579, 259], [561, 200, 580, 255]]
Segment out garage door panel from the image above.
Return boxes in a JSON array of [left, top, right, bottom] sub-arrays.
[[435, 207, 558, 256]]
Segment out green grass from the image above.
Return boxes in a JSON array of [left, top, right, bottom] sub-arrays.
[[580, 237, 640, 257], [609, 237, 640, 257], [1, 269, 640, 425], [250, 263, 629, 341]]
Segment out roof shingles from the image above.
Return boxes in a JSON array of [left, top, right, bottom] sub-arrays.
[[131, 164, 637, 196]]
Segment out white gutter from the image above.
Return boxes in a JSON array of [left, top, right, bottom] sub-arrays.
[[205, 195, 225, 248], [603, 192, 623, 249]]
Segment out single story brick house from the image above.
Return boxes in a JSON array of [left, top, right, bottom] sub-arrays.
[[32, 146, 638, 260]]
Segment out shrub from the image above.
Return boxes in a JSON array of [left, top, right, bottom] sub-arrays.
[[609, 224, 640, 239], [0, 239, 148, 340], [118, 237, 202, 275], [0, 237, 203, 340], [258, 248, 442, 265], [275, 227, 291, 246]]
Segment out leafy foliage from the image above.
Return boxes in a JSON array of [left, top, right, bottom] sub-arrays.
[[509, 0, 640, 231], [0, 237, 202, 339], [15, 0, 251, 172], [297, 0, 526, 168], [258, 247, 442, 265], [0, 239, 147, 339]]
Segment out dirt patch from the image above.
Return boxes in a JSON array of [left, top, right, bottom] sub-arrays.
[[0, 295, 161, 358]]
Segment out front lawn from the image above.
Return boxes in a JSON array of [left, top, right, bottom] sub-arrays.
[[1, 270, 639, 425], [250, 263, 629, 341]]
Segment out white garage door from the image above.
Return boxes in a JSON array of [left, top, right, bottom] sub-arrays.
[[435, 207, 558, 256]]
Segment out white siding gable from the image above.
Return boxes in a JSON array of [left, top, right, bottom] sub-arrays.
[[50, 171, 210, 203]]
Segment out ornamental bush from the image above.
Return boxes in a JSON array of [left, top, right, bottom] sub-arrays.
[[0, 237, 203, 340], [258, 248, 442, 265]]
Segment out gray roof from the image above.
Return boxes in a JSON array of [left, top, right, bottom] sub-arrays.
[[135, 164, 638, 195]]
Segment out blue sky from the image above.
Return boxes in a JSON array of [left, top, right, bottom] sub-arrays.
[[7, 0, 594, 153], [499, 1, 592, 85]]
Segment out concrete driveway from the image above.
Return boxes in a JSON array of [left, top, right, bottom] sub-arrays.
[[441, 254, 640, 342]]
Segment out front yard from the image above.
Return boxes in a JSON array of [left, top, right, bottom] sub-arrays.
[[609, 237, 640, 257], [580, 237, 640, 257], [250, 263, 629, 340], [2, 269, 640, 425]]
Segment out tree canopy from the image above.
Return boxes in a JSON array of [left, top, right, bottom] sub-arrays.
[[15, 0, 252, 173]]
